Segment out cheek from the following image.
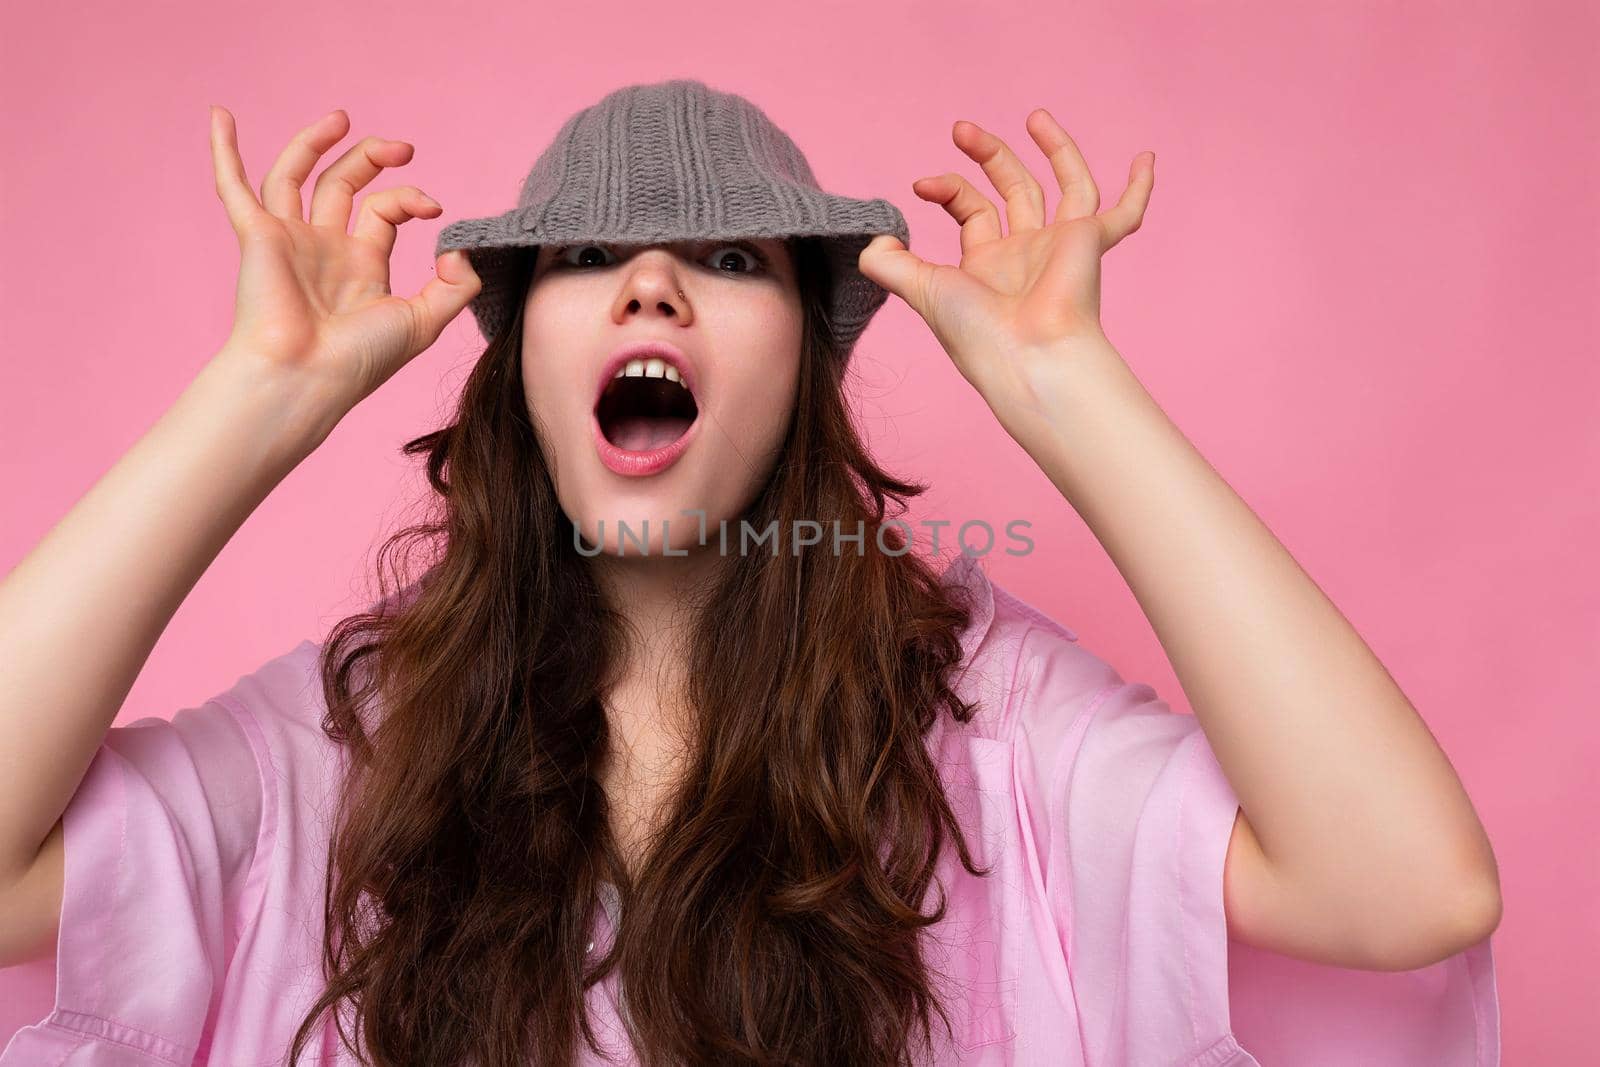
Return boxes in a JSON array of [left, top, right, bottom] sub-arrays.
[[519, 360, 595, 482], [715, 311, 804, 452], [520, 302, 592, 431], [720, 367, 800, 451]]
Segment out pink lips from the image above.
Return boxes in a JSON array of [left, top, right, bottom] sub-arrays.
[[592, 411, 701, 476], [592, 340, 702, 478]]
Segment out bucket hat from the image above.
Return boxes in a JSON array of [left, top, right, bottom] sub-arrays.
[[433, 78, 909, 360]]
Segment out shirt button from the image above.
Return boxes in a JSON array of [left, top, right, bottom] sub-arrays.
[[587, 940, 595, 953]]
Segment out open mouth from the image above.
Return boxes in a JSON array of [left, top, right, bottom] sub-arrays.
[[595, 363, 700, 452]]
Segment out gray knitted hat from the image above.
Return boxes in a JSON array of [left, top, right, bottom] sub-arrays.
[[434, 78, 909, 360]]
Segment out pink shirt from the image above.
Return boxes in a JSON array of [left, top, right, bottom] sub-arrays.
[[1, 553, 1500, 1064]]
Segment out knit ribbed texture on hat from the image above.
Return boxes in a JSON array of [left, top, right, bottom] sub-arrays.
[[435, 78, 909, 360]]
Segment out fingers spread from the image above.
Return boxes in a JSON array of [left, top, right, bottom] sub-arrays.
[[309, 137, 415, 231], [261, 110, 351, 221], [912, 172, 1002, 257], [1100, 152, 1155, 249], [209, 106, 264, 234], [352, 186, 441, 257], [952, 120, 1047, 234], [1025, 109, 1099, 222]]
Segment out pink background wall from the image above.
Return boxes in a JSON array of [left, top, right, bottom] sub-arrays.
[[2, 0, 1593, 1058]]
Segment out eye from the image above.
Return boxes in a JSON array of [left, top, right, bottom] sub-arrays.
[[548, 241, 771, 275], [704, 242, 769, 275], [553, 244, 616, 269]]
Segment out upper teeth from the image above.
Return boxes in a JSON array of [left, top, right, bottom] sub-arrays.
[[614, 357, 686, 388]]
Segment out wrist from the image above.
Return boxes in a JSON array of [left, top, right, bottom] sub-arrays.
[[981, 336, 1140, 446], [201, 343, 348, 470]]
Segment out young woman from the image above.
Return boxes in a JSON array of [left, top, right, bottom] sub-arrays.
[[0, 79, 1500, 1066]]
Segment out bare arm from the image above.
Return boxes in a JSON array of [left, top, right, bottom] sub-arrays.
[[857, 112, 1500, 974], [0, 347, 324, 924], [1017, 342, 1501, 972], [0, 104, 479, 965]]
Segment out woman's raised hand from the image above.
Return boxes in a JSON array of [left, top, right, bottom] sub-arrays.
[[208, 106, 481, 418], [856, 110, 1153, 425]]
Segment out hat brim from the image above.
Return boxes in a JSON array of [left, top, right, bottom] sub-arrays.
[[433, 192, 909, 360]]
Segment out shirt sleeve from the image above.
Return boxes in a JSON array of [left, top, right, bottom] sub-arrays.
[[1014, 622, 1502, 1067], [0, 696, 269, 1065]]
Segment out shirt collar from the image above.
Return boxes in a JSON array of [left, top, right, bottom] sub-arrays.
[[939, 552, 996, 672]]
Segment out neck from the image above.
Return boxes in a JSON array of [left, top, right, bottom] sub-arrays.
[[588, 545, 725, 741]]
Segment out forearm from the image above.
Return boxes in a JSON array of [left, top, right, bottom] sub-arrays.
[[0, 344, 335, 881], [999, 340, 1500, 926]]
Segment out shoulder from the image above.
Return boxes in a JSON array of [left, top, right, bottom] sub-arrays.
[[207, 638, 335, 765], [938, 553, 1126, 746], [208, 637, 325, 728], [203, 638, 347, 876]]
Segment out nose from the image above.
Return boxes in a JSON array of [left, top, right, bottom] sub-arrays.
[[611, 251, 693, 326]]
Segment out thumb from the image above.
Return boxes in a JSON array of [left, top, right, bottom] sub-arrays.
[[407, 250, 483, 349], [857, 234, 929, 317]]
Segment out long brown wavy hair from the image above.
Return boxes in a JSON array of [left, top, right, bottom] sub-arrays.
[[287, 236, 992, 1066]]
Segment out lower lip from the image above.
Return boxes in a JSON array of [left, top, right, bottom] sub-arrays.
[[591, 411, 702, 477]]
